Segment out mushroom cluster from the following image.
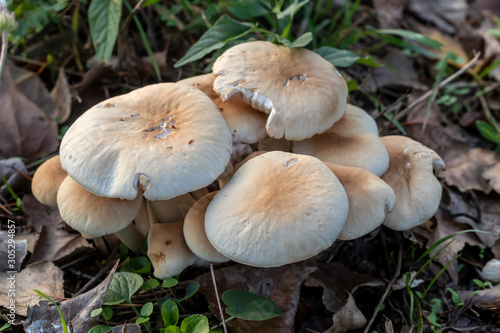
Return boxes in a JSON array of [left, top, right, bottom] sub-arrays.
[[32, 41, 446, 278]]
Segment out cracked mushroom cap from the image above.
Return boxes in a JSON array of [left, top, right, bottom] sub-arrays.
[[59, 83, 232, 200], [326, 104, 379, 136], [212, 41, 348, 140], [32, 155, 67, 206], [147, 221, 198, 279], [183, 191, 229, 263], [324, 163, 396, 240], [179, 73, 267, 144], [381, 135, 445, 231], [292, 132, 389, 176], [205, 151, 349, 267], [57, 176, 143, 237]]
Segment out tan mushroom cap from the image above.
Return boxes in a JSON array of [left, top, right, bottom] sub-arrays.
[[324, 163, 396, 240], [183, 191, 229, 263], [326, 104, 379, 136], [205, 151, 349, 267], [381, 135, 445, 231], [57, 176, 143, 237], [212, 41, 348, 140], [218, 151, 267, 188], [178, 74, 267, 144], [147, 221, 198, 279], [60, 83, 232, 200], [32, 155, 67, 206], [148, 193, 195, 223], [292, 132, 389, 176]]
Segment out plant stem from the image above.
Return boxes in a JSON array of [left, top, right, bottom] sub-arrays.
[[0, 31, 7, 79]]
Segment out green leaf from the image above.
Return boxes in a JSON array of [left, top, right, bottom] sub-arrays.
[[276, 0, 308, 19], [88, 325, 113, 333], [162, 277, 179, 288], [161, 281, 200, 304], [120, 256, 152, 274], [175, 15, 257, 67], [142, 278, 160, 290], [222, 289, 283, 321], [0, 323, 11, 331], [141, 302, 154, 317], [103, 272, 144, 305], [274, 32, 312, 48], [375, 29, 443, 50], [314, 46, 378, 68], [447, 288, 463, 306], [33, 289, 69, 333], [476, 120, 500, 144], [135, 317, 150, 325], [88, 0, 122, 63], [180, 314, 209, 333], [163, 326, 182, 333], [161, 299, 179, 327], [91, 308, 103, 317], [101, 306, 113, 320], [224, 0, 270, 20]]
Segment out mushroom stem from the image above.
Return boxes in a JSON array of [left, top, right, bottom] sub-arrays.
[[115, 223, 146, 254], [146, 200, 161, 226]]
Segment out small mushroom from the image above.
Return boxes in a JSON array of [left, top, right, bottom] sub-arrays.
[[31, 155, 67, 206], [205, 151, 349, 267], [482, 259, 500, 282], [381, 135, 445, 231], [147, 221, 198, 279]]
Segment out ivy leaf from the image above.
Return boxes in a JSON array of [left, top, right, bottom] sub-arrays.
[[88, 0, 122, 62], [175, 15, 257, 67], [103, 272, 144, 305]]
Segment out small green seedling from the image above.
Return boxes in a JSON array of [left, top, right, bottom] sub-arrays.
[[33, 289, 69, 333]]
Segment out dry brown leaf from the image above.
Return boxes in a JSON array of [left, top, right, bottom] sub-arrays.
[[0, 261, 64, 317], [482, 162, 500, 194], [0, 67, 59, 162], [6, 61, 55, 118], [50, 68, 72, 124], [0, 231, 27, 272], [0, 157, 29, 198], [364, 51, 428, 93], [304, 262, 384, 312], [408, 0, 467, 34], [324, 293, 367, 333], [443, 148, 498, 193], [373, 0, 408, 29], [21, 194, 65, 231], [417, 25, 469, 67], [24, 261, 119, 333], [28, 226, 92, 264], [429, 210, 484, 286], [462, 284, 500, 317], [197, 262, 316, 333]]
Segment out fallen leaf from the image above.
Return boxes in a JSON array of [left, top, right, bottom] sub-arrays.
[[482, 162, 500, 194], [373, 0, 408, 29], [28, 226, 92, 264], [0, 231, 27, 272], [0, 157, 29, 198], [197, 262, 316, 333], [6, 61, 55, 118], [428, 210, 484, 286], [408, 0, 467, 34], [324, 293, 367, 333], [0, 67, 59, 162], [417, 25, 469, 67], [462, 284, 500, 317], [21, 194, 65, 231], [112, 324, 142, 332], [0, 261, 64, 316], [304, 262, 384, 313], [50, 68, 72, 124], [24, 261, 119, 333]]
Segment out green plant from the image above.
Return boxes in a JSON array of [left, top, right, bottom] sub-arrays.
[[476, 117, 500, 152], [33, 289, 69, 333]]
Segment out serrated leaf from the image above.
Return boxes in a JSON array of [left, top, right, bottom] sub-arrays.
[[141, 302, 154, 317], [103, 272, 144, 305], [314, 46, 378, 68], [89, 0, 122, 62], [222, 289, 283, 321], [180, 314, 209, 333], [175, 15, 257, 67], [161, 300, 179, 327]]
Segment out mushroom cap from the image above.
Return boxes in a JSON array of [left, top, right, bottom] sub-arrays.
[[57, 176, 143, 236], [205, 151, 349, 267], [147, 221, 198, 279], [179, 74, 267, 144], [212, 41, 348, 140], [31, 155, 67, 206], [326, 104, 379, 136], [292, 132, 389, 176], [183, 191, 229, 263], [381, 135, 445, 230], [59, 83, 232, 200], [324, 163, 396, 240], [148, 193, 195, 223]]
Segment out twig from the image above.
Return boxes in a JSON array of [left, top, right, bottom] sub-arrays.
[[210, 264, 228, 333], [363, 235, 403, 333], [394, 52, 481, 121]]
